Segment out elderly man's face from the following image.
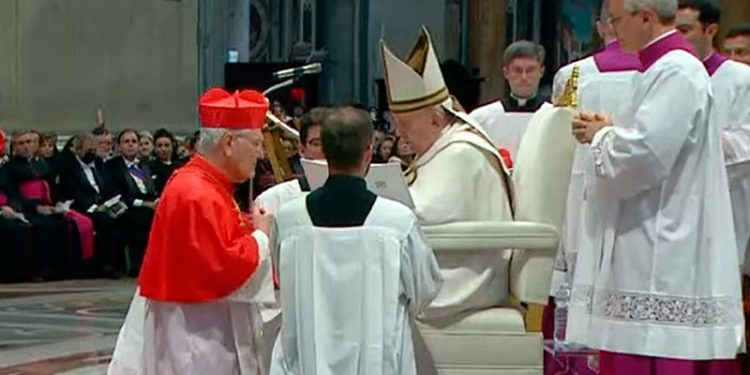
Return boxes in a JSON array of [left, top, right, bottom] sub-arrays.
[[75, 137, 98, 161], [27, 133, 40, 156], [724, 35, 750, 66], [225, 129, 263, 183], [503, 57, 544, 99], [14, 133, 33, 158], [392, 106, 444, 156], [609, 0, 651, 51], [97, 133, 113, 157]]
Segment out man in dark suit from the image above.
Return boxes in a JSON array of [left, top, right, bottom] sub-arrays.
[[104, 129, 158, 277], [60, 133, 125, 277]]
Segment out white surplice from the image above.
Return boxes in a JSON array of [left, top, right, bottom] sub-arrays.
[[269, 197, 443, 375], [107, 231, 274, 375], [255, 179, 305, 214], [405, 119, 513, 321], [711, 59, 750, 272], [469, 102, 536, 159], [567, 48, 745, 360], [255, 178, 307, 323], [549, 58, 640, 294]]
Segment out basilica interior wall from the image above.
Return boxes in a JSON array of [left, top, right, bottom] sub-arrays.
[[0, 0, 198, 135]]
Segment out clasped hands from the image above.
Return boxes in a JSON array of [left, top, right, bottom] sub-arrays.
[[571, 111, 612, 144]]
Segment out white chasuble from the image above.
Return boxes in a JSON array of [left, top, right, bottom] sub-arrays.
[[709, 57, 750, 273], [269, 197, 442, 375], [567, 41, 744, 361], [405, 120, 514, 321]]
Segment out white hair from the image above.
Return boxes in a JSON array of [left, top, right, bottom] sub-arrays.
[[625, 0, 677, 23], [601, 0, 610, 21], [195, 128, 256, 155]]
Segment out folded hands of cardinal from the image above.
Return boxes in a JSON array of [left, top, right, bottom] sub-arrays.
[[571, 111, 612, 144]]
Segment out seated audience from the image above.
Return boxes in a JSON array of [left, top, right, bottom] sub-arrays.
[[148, 128, 183, 195], [103, 129, 158, 277], [60, 134, 126, 278], [138, 131, 154, 162], [4, 131, 71, 280], [389, 137, 416, 171]]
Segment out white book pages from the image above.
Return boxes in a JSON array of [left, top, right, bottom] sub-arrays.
[[301, 159, 415, 209]]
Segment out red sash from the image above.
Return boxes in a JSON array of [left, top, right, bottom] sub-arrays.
[[64, 210, 95, 260], [19, 179, 52, 203], [19, 179, 95, 261], [0, 192, 7, 206]]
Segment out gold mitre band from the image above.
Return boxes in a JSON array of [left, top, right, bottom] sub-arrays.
[[388, 86, 450, 113], [381, 26, 450, 114]]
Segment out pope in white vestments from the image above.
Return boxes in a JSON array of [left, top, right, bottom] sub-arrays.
[[568, 1, 744, 371], [269, 107, 443, 375], [380, 26, 514, 321]]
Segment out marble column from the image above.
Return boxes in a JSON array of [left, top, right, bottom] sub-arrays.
[[469, 0, 508, 103]]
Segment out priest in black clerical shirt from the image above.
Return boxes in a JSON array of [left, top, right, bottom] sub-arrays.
[[269, 107, 442, 374], [500, 40, 550, 112]]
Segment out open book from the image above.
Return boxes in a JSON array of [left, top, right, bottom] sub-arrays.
[[300, 159, 415, 209]]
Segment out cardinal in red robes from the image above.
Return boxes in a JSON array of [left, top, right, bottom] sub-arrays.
[[108, 88, 276, 375]]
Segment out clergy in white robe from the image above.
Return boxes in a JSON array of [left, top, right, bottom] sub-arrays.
[[254, 108, 328, 370], [269, 107, 443, 375], [678, 0, 750, 272], [549, 9, 642, 298], [568, 1, 744, 369], [545, 8, 642, 355], [108, 88, 276, 375], [380, 26, 514, 322]]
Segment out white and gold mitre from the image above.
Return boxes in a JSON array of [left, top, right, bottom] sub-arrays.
[[380, 26, 451, 114]]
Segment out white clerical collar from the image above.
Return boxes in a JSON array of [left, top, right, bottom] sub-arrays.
[[701, 50, 716, 62], [511, 93, 537, 106], [643, 29, 678, 50]]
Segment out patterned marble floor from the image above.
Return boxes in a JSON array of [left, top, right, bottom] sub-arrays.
[[0, 279, 135, 375]]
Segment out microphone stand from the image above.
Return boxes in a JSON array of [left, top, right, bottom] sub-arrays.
[[249, 72, 305, 211]]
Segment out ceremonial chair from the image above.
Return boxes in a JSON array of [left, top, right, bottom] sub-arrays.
[[417, 70, 580, 375]]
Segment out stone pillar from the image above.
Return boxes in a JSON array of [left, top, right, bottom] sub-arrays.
[[198, 0, 229, 93], [469, 0, 508, 103], [227, 0, 251, 62]]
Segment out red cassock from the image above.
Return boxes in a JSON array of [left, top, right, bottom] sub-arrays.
[[138, 155, 260, 303]]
